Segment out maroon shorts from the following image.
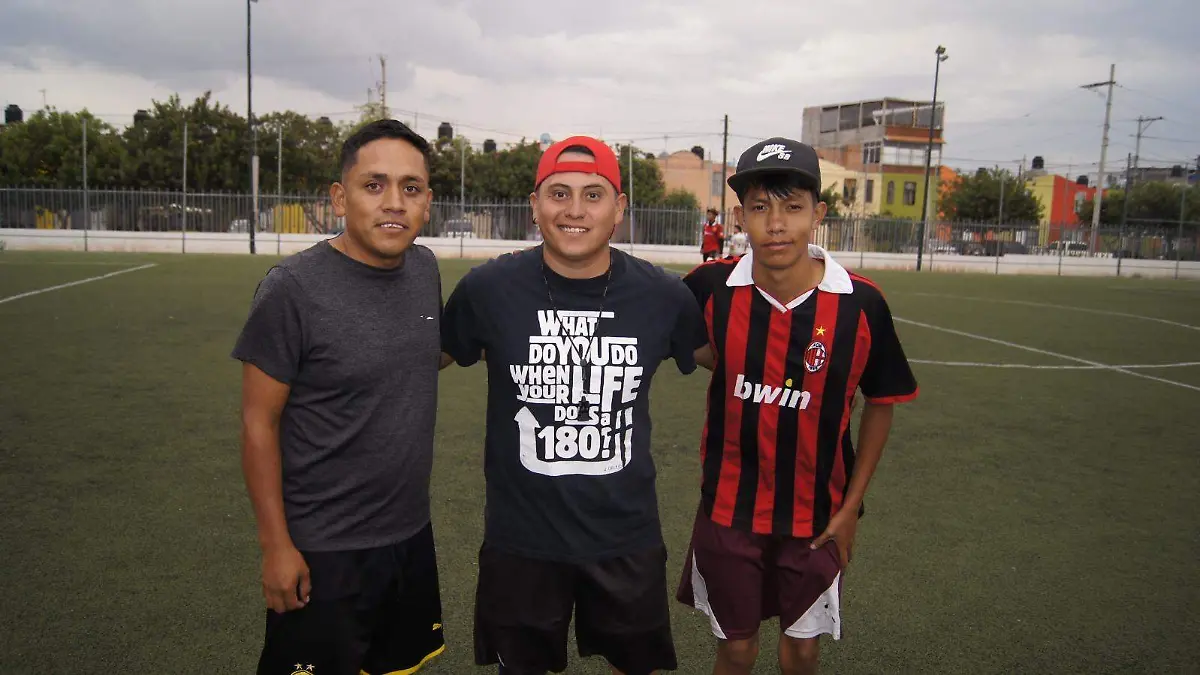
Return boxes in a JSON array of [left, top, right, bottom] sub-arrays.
[[675, 510, 844, 641]]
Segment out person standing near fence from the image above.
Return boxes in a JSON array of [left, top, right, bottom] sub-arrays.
[[726, 224, 749, 258], [233, 119, 446, 675], [702, 207, 725, 261], [676, 137, 918, 675], [440, 135, 708, 675]]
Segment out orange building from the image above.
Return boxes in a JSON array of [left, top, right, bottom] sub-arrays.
[[654, 148, 740, 217], [1025, 173, 1098, 246]]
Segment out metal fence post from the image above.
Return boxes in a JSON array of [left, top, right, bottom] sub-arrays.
[[1175, 188, 1186, 281], [82, 118, 89, 252]]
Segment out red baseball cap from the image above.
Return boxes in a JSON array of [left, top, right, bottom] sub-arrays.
[[535, 136, 622, 193]]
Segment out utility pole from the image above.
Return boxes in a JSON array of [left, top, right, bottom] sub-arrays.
[[379, 55, 388, 119], [1081, 63, 1115, 255], [1133, 115, 1162, 173], [720, 114, 729, 221]]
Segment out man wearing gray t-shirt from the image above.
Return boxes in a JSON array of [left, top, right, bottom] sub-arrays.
[[232, 120, 445, 675]]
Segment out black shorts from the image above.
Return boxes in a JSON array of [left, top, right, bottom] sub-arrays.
[[256, 522, 445, 675], [473, 542, 677, 675], [702, 251, 718, 262]]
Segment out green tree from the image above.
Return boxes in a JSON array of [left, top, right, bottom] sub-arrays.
[[1078, 181, 1200, 226], [662, 187, 699, 210], [820, 186, 842, 218], [940, 168, 1043, 223], [0, 108, 126, 187], [121, 92, 251, 192], [469, 141, 542, 201], [613, 144, 667, 205], [258, 111, 342, 194], [428, 136, 471, 203]]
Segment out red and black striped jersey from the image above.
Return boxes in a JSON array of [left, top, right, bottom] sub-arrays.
[[682, 246, 918, 539]]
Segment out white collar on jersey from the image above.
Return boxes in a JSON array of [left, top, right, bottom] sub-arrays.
[[726, 244, 854, 313]]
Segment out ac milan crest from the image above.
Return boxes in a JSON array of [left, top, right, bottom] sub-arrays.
[[804, 340, 827, 373]]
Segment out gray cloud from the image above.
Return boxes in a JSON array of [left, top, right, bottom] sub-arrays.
[[1, 0, 1197, 174]]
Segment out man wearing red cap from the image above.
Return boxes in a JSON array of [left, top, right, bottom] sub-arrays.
[[440, 137, 707, 675]]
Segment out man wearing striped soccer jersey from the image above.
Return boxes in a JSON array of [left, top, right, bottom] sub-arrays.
[[675, 137, 918, 675]]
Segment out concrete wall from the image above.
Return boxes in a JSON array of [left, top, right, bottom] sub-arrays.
[[2, 228, 1197, 279]]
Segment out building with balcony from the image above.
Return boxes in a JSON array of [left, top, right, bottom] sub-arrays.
[[802, 97, 946, 220]]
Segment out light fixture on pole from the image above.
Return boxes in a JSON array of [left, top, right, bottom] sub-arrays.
[[916, 45, 948, 272]]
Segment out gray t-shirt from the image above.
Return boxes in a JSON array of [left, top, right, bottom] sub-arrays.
[[232, 240, 441, 552]]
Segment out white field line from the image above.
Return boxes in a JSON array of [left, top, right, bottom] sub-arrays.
[[907, 292, 1200, 332], [0, 261, 144, 266], [0, 263, 157, 306], [911, 359, 1200, 370], [895, 316, 1200, 394]]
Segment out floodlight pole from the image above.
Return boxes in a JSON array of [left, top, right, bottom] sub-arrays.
[[916, 45, 947, 272], [247, 0, 259, 254]]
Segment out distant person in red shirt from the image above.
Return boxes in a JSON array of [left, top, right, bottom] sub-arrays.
[[702, 208, 724, 261]]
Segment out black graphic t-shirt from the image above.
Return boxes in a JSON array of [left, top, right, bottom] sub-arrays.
[[442, 246, 708, 562]]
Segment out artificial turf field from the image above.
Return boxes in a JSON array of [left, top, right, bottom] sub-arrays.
[[1, 249, 1197, 674]]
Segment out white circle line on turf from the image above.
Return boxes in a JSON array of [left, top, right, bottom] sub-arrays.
[[894, 316, 1200, 393], [910, 359, 1200, 370], [906, 292, 1200, 332], [0, 263, 157, 305]]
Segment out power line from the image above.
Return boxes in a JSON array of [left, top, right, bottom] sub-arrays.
[[1117, 85, 1200, 116], [1136, 135, 1200, 144]]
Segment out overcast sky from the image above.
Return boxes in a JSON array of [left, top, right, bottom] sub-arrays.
[[2, 0, 1198, 178]]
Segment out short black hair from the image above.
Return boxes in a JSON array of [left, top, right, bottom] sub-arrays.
[[340, 119, 432, 177], [734, 172, 820, 207]]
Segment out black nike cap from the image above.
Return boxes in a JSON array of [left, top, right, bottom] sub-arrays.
[[727, 137, 822, 196]]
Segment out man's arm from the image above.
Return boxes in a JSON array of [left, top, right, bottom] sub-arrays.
[[695, 344, 715, 371], [842, 401, 892, 515], [241, 362, 310, 613], [809, 402, 893, 566]]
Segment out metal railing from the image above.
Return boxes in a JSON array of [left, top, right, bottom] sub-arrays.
[[0, 188, 706, 244], [2, 188, 1197, 275]]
